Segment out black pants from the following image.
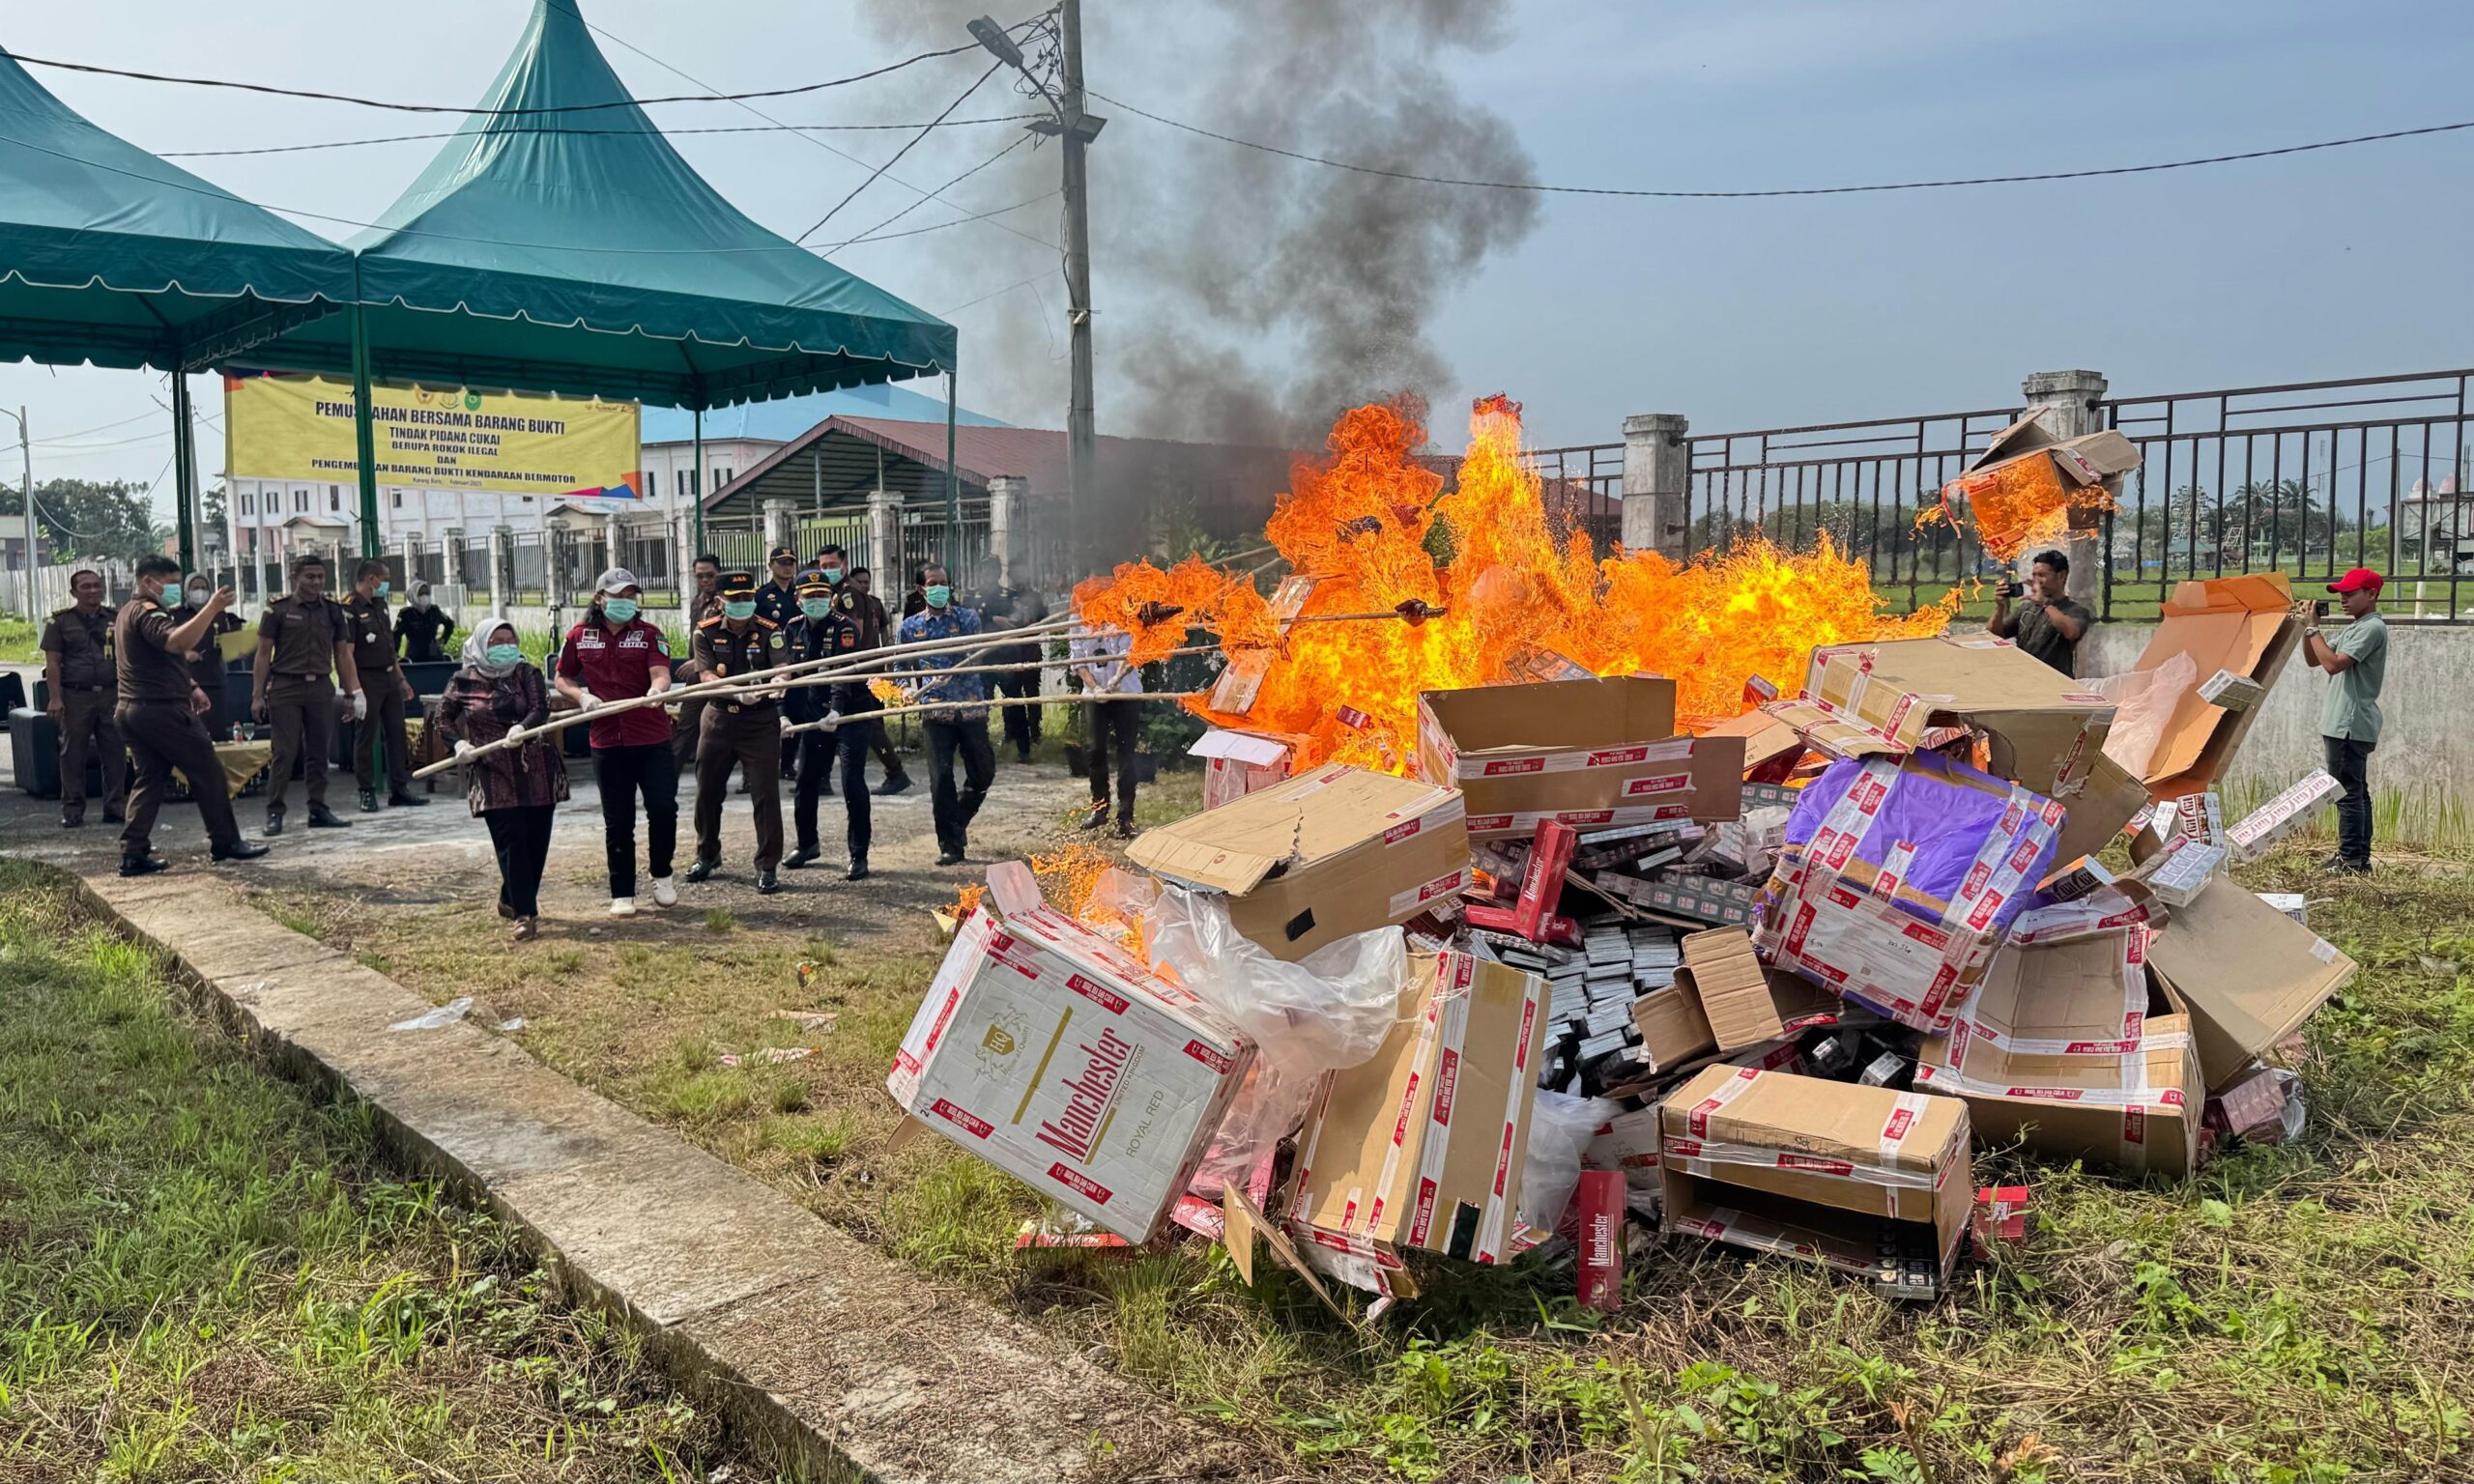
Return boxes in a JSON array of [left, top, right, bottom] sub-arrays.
[[354, 673, 413, 794], [844, 688, 907, 782], [925, 717, 995, 855], [1087, 699, 1139, 822], [593, 742, 677, 898], [2323, 734, 2374, 868], [484, 804, 557, 918], [117, 699, 243, 857], [792, 726, 873, 863], [994, 664, 1041, 759]]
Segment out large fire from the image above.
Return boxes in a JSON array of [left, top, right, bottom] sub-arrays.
[[1079, 395, 1956, 777], [1921, 452, 2115, 565]]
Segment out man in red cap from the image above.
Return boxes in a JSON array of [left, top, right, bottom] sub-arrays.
[[2302, 567, 2388, 875]]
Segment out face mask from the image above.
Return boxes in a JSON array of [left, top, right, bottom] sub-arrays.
[[821, 567, 845, 585], [374, 582, 390, 599], [485, 643, 524, 669], [800, 598, 833, 621], [185, 585, 210, 606], [412, 592, 431, 610], [925, 585, 952, 610], [724, 599, 758, 621], [603, 597, 640, 624]]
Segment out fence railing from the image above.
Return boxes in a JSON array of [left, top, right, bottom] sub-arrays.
[[1531, 443, 1624, 553]]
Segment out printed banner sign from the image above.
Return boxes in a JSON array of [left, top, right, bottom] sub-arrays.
[[225, 372, 641, 499]]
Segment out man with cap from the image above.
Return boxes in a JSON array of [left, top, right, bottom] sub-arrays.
[[342, 558, 429, 813], [781, 568, 873, 879], [757, 546, 802, 628], [686, 570, 787, 893], [555, 568, 679, 916], [2304, 567, 2390, 875], [843, 566, 911, 794], [893, 563, 992, 866], [39, 568, 128, 827], [672, 552, 724, 766], [252, 553, 362, 835], [111, 556, 267, 875]]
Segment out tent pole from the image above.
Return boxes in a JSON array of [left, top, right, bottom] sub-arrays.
[[944, 371, 960, 576], [350, 303, 381, 560], [691, 407, 705, 560], [171, 371, 196, 574]]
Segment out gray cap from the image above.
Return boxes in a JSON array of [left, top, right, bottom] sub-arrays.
[[594, 567, 641, 595]]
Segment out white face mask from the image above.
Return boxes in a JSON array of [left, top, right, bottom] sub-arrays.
[[185, 585, 211, 606]]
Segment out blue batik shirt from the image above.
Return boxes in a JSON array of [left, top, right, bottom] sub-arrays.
[[894, 604, 987, 718]]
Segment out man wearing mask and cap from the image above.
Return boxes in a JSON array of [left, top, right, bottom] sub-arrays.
[[393, 583, 457, 663], [556, 568, 679, 916], [842, 565, 911, 795], [170, 573, 245, 736], [342, 558, 428, 813], [112, 556, 267, 875], [672, 553, 724, 767], [893, 563, 992, 866], [2303, 566, 2390, 876], [757, 545, 801, 628], [686, 570, 787, 894], [252, 554, 361, 835], [39, 568, 128, 827], [781, 567, 872, 879]]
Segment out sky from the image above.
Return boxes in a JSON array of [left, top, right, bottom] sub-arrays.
[[4, 0, 2472, 525]]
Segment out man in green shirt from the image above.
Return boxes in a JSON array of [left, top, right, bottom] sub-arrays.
[[2302, 567, 2388, 875]]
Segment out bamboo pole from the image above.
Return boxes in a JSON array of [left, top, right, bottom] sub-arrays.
[[778, 689, 1209, 738]]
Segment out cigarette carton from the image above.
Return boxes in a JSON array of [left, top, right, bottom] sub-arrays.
[[2197, 668, 2266, 712], [1189, 727, 1305, 811], [1417, 675, 1746, 838], [2224, 770, 2341, 861]]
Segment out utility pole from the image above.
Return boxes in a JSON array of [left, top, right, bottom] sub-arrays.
[[11, 408, 32, 618]]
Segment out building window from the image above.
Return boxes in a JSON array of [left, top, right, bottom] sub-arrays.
[[294, 488, 308, 512], [689, 470, 701, 498], [644, 469, 657, 499], [390, 490, 402, 509], [717, 467, 734, 487], [330, 486, 341, 511], [240, 492, 253, 515]]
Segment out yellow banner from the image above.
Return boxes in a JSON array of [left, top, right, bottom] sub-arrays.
[[224, 372, 642, 499]]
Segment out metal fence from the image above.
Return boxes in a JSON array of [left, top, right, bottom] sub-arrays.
[[508, 530, 548, 603], [1531, 442, 1625, 552], [623, 524, 677, 602], [461, 540, 491, 594], [899, 504, 990, 585]]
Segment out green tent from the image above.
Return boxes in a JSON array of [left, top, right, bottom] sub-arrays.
[[0, 44, 356, 570], [245, 0, 961, 554]]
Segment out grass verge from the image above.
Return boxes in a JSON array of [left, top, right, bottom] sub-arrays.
[[0, 860, 762, 1483]]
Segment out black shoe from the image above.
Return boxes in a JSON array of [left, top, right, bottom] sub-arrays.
[[61, 815, 82, 829], [876, 773, 912, 797], [360, 789, 381, 813], [101, 808, 125, 824], [1114, 817, 1137, 840], [1016, 750, 1034, 764], [756, 870, 781, 896], [845, 860, 871, 881], [212, 840, 270, 864], [1079, 801, 1109, 832], [683, 857, 718, 883], [2321, 857, 2373, 876], [936, 848, 966, 867], [388, 791, 430, 808], [783, 845, 820, 870], [118, 854, 167, 877], [264, 812, 284, 837], [307, 805, 351, 829]]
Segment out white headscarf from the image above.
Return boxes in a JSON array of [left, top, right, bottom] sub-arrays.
[[463, 615, 523, 679]]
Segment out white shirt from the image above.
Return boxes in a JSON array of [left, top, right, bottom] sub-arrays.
[[1068, 626, 1141, 695]]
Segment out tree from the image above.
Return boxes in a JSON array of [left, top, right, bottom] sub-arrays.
[[0, 478, 165, 567]]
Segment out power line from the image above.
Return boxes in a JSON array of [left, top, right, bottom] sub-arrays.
[[158, 115, 1042, 157], [820, 128, 1035, 248], [1091, 90, 2474, 199], [798, 60, 1007, 243], [31, 408, 158, 443], [835, 188, 1059, 249]]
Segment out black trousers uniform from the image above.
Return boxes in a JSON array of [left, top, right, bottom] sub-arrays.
[[791, 727, 872, 865], [593, 742, 677, 898], [354, 675, 414, 795], [1087, 699, 1140, 826], [926, 716, 995, 857], [689, 614, 788, 873], [58, 685, 129, 820], [265, 673, 335, 816], [118, 699, 243, 856], [485, 805, 558, 918]]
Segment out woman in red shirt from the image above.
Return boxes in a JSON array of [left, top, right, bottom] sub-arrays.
[[554, 570, 678, 917]]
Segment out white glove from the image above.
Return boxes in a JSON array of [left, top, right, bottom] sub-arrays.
[[350, 689, 368, 721], [452, 740, 476, 759], [574, 688, 601, 711], [503, 724, 528, 745]]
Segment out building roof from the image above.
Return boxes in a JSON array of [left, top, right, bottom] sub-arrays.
[[641, 384, 1006, 445]]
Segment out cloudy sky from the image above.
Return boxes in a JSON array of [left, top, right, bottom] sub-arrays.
[[4, 0, 2470, 519]]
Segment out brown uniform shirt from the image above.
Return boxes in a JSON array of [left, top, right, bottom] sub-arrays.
[[170, 605, 242, 696], [259, 593, 349, 678], [690, 614, 785, 702], [339, 589, 398, 678], [838, 589, 891, 650], [115, 600, 196, 706], [39, 604, 117, 690]]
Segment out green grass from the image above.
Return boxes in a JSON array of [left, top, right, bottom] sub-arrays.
[[0, 613, 37, 664], [0, 861, 762, 1483]]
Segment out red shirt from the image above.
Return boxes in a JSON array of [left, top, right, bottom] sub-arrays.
[[556, 616, 675, 749]]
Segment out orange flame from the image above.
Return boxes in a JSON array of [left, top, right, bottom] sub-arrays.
[[1077, 396, 1954, 776], [1922, 454, 2116, 565]]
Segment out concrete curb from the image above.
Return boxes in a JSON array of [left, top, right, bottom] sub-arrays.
[[54, 864, 1248, 1484]]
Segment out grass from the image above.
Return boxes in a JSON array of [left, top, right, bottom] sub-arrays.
[[0, 861, 762, 1483], [0, 614, 37, 664]]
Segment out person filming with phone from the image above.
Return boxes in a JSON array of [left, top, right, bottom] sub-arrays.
[[1985, 548, 2093, 675]]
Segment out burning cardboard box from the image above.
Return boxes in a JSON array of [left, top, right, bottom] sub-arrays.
[[1416, 675, 1747, 839], [1659, 1065, 1972, 1289], [1188, 727, 1306, 811], [2125, 573, 2307, 798], [1285, 951, 1551, 1295], [2145, 877, 2356, 1092], [888, 864, 1255, 1241], [1913, 920, 2201, 1178], [1756, 753, 2065, 1033], [1130, 763, 1469, 961]]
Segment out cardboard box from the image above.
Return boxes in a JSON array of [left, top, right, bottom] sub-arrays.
[[1676, 927, 1784, 1051], [2050, 752, 2150, 873], [1964, 405, 2144, 490], [2197, 668, 2267, 712], [2126, 573, 2307, 798], [1699, 705, 1806, 779], [1972, 1184, 2031, 1251], [2225, 770, 2341, 861], [1585, 1104, 1664, 1184], [1659, 1066, 1971, 1282], [1757, 753, 2065, 1032], [1416, 675, 1747, 838], [2145, 878, 2356, 1091], [1761, 636, 2116, 802], [1286, 951, 1552, 1284], [1189, 727, 1304, 811], [1913, 923, 2201, 1177], [887, 871, 1255, 1241], [1206, 574, 1317, 716], [1130, 763, 1470, 961]]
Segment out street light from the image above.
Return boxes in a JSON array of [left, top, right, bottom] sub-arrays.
[[0, 407, 30, 618]]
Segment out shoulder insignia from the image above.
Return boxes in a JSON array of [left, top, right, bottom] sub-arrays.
[[696, 614, 723, 628], [757, 616, 779, 630]]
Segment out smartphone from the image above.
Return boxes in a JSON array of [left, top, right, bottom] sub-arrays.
[[1997, 579, 2026, 600]]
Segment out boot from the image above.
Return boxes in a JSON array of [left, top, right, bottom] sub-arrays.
[[307, 804, 352, 829], [845, 858, 872, 882], [360, 788, 381, 813], [756, 869, 781, 896], [212, 840, 270, 863], [119, 853, 167, 877], [683, 857, 718, 883], [388, 790, 430, 808]]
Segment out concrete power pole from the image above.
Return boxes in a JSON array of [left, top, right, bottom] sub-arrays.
[[16, 408, 32, 618], [1058, 0, 1099, 581]]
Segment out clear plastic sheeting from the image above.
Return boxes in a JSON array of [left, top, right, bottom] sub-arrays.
[[2092, 651, 2198, 781], [1518, 1089, 1619, 1238]]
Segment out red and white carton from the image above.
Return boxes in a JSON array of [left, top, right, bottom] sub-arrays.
[[1189, 727, 1305, 811], [1416, 675, 1745, 838], [888, 864, 1254, 1241], [1575, 1171, 1625, 1312], [2224, 769, 2340, 862]]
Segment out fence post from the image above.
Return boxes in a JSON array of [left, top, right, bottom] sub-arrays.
[[988, 474, 1028, 586], [441, 525, 463, 590], [489, 524, 512, 615], [2020, 368, 2109, 612], [762, 498, 795, 559], [1621, 413, 1690, 556], [602, 514, 624, 585], [868, 487, 903, 585]]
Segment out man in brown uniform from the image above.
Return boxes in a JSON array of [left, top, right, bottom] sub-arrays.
[[671, 552, 724, 766], [844, 566, 912, 795], [341, 557, 428, 813], [251, 553, 362, 835], [39, 568, 129, 826], [685, 570, 786, 895], [113, 556, 267, 875]]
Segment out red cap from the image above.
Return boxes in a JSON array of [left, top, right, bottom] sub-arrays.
[[2327, 567, 2384, 595]]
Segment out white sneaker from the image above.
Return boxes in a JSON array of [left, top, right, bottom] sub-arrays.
[[609, 897, 638, 918], [650, 876, 678, 908]]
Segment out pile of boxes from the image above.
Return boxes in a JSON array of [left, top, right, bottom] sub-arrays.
[[886, 558, 2363, 1306]]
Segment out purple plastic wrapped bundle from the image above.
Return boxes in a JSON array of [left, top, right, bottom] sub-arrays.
[[1754, 753, 2065, 1032]]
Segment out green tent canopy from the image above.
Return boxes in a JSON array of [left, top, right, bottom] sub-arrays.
[[249, 0, 958, 411]]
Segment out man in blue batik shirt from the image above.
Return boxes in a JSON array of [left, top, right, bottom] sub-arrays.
[[893, 563, 992, 866]]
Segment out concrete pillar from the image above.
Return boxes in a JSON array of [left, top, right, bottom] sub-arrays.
[[1621, 413, 1691, 556], [489, 524, 512, 615], [988, 474, 1029, 586], [441, 525, 464, 589], [602, 514, 624, 581], [2020, 368, 2110, 611], [762, 497, 796, 557], [868, 488, 904, 586]]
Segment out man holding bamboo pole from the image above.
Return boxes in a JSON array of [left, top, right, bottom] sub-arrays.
[[781, 572, 872, 880], [555, 569, 679, 918], [684, 571, 788, 894], [892, 563, 992, 867]]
